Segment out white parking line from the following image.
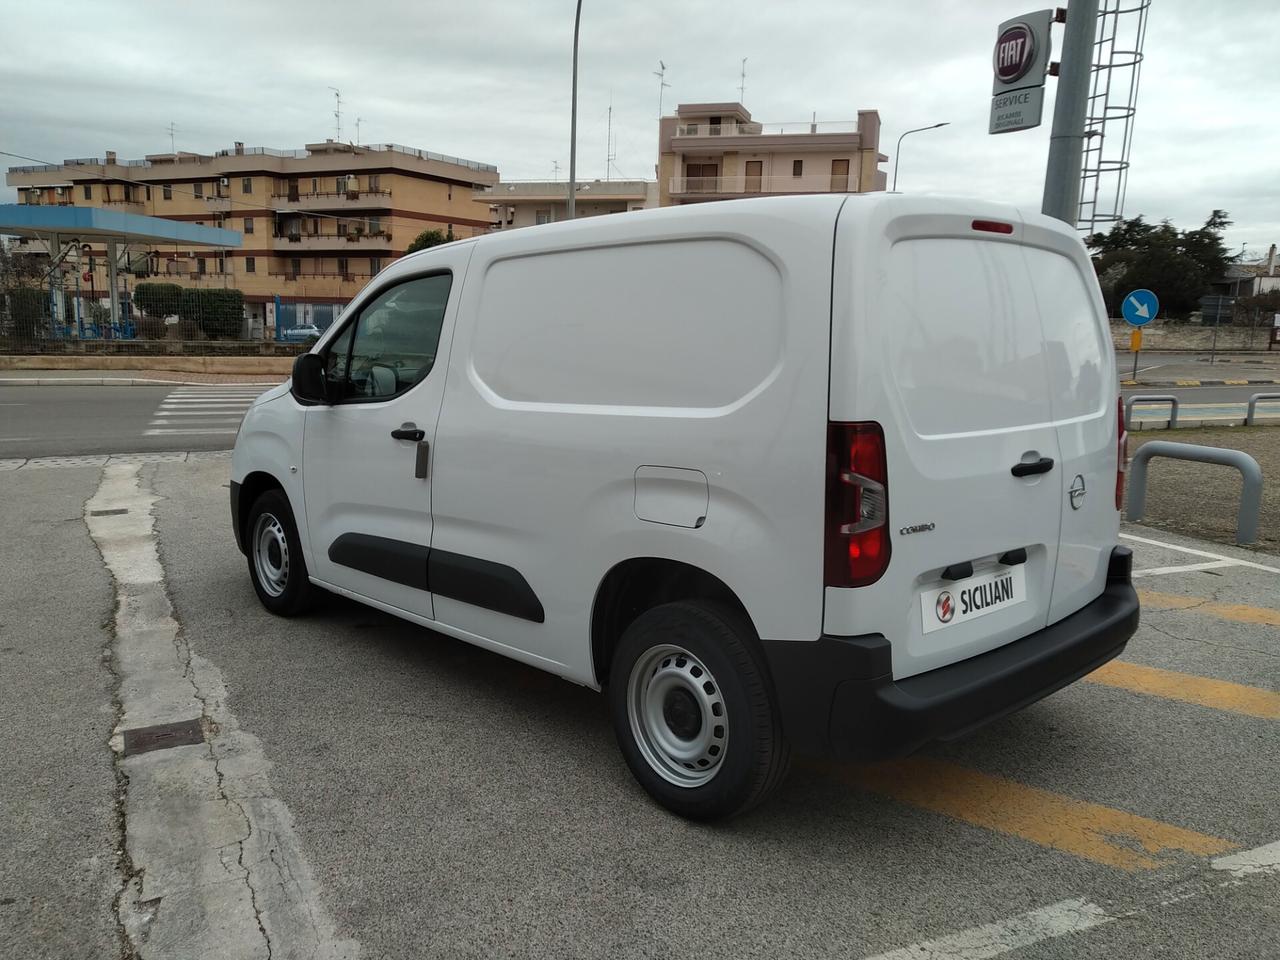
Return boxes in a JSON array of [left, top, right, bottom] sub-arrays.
[[1121, 532, 1280, 574], [1132, 560, 1240, 578], [861, 838, 1280, 960], [143, 428, 239, 435]]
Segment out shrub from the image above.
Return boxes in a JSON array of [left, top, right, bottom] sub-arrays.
[[179, 288, 245, 339], [4, 286, 50, 339], [132, 282, 183, 318]]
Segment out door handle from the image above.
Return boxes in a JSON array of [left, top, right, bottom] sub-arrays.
[[391, 424, 425, 442], [1011, 457, 1055, 478]]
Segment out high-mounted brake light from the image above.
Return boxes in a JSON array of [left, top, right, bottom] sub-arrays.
[[825, 422, 890, 588], [1116, 395, 1128, 510], [972, 219, 1014, 234]]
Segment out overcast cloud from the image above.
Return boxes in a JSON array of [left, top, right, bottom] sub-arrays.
[[1, 0, 1277, 255]]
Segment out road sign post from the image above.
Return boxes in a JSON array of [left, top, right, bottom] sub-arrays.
[[1122, 288, 1159, 380]]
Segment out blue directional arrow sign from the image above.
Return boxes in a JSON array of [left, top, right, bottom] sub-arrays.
[[1122, 288, 1159, 327]]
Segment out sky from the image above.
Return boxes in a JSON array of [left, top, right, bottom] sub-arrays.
[[1, 0, 1277, 257]]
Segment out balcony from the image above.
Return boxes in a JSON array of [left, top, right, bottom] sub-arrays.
[[669, 173, 857, 198], [102, 197, 145, 211], [673, 119, 860, 138], [270, 189, 392, 211], [272, 231, 392, 251]]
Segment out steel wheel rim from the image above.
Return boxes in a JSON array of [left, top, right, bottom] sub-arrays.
[[627, 644, 728, 788], [252, 512, 290, 598]]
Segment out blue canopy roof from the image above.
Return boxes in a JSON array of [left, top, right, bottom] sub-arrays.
[[0, 204, 241, 247]]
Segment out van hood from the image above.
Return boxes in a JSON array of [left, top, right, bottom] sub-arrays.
[[253, 382, 291, 406]]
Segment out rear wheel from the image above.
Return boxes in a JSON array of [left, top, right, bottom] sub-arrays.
[[608, 601, 790, 819], [246, 489, 316, 616]]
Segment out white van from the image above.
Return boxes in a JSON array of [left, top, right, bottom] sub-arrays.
[[230, 194, 1139, 819]]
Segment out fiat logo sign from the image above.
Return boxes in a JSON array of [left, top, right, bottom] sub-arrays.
[[994, 22, 1036, 84]]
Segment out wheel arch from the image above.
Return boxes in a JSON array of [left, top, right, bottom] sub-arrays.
[[233, 470, 286, 555], [589, 557, 758, 688]]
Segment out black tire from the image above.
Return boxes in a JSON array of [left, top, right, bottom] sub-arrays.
[[608, 600, 791, 820], [245, 489, 316, 616]]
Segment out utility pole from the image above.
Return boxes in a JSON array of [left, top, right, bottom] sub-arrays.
[[567, 0, 583, 219], [1041, 0, 1100, 225]]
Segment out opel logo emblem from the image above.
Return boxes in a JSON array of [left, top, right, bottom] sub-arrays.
[[1069, 474, 1087, 510], [936, 591, 955, 623]]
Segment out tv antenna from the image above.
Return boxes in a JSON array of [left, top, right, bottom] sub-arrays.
[[355, 116, 363, 145], [739, 57, 747, 102], [654, 60, 671, 119], [166, 122, 179, 154], [329, 87, 343, 141], [552, 159, 561, 180], [606, 92, 617, 181]]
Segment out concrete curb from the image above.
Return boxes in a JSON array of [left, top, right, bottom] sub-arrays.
[[1121, 378, 1280, 388], [0, 377, 283, 387]]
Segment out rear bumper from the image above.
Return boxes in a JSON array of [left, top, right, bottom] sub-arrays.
[[760, 546, 1139, 759]]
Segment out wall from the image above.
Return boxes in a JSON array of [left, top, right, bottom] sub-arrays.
[[1109, 321, 1279, 352]]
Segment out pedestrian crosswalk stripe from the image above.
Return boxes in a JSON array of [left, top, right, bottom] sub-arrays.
[[145, 387, 258, 437], [1138, 589, 1280, 627], [834, 757, 1232, 871], [1084, 661, 1280, 720]]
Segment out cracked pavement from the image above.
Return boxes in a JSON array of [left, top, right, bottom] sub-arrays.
[[1, 456, 1276, 959]]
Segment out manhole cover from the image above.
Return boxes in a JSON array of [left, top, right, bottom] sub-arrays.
[[122, 718, 205, 756]]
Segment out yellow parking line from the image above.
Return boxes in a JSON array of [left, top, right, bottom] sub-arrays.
[[1138, 589, 1280, 627], [1176, 379, 1201, 386], [1084, 661, 1280, 720], [1224, 379, 1249, 385], [844, 757, 1232, 871]]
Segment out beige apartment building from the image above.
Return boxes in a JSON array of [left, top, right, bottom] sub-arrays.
[[6, 140, 498, 326], [657, 102, 886, 206], [476, 179, 658, 230]]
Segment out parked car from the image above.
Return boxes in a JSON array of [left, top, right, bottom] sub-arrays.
[[279, 323, 321, 342], [229, 194, 1138, 819]]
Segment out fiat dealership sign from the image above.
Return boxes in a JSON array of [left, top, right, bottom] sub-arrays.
[[989, 10, 1054, 134]]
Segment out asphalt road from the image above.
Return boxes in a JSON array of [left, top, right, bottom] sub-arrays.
[[2, 454, 1277, 958], [1, 380, 1278, 462], [0, 384, 265, 459]]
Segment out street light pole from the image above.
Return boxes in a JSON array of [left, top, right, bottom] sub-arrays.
[[891, 123, 949, 192], [567, 0, 583, 220]]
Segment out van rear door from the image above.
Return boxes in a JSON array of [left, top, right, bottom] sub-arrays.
[[826, 200, 1066, 680], [1019, 219, 1120, 624]]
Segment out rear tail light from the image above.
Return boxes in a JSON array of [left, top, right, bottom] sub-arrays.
[[825, 422, 891, 587], [1115, 395, 1128, 510]]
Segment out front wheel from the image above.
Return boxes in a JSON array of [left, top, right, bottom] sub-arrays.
[[245, 489, 316, 616], [608, 601, 791, 820]]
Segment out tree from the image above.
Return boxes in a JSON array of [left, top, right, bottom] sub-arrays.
[[1084, 211, 1236, 320], [405, 228, 451, 254]]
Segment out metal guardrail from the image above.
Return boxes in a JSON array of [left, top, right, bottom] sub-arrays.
[[1125, 394, 1179, 429], [1126, 441, 1263, 544], [1246, 392, 1280, 427]]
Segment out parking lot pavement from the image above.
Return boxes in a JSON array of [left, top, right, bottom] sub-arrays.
[[3, 455, 1278, 959]]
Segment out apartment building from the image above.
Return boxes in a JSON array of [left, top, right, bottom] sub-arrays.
[[476, 179, 658, 230], [657, 102, 886, 206], [6, 140, 498, 327]]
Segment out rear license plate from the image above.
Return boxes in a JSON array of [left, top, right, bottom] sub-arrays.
[[921, 565, 1027, 634]]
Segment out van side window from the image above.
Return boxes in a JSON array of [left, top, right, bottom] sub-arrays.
[[324, 273, 452, 402]]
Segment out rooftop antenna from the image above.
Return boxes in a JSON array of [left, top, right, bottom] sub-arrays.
[[166, 122, 179, 154], [654, 60, 671, 119], [552, 159, 561, 180], [355, 116, 363, 146], [329, 87, 342, 141], [606, 91, 616, 181], [739, 57, 747, 102]]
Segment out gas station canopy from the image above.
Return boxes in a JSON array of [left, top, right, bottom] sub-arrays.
[[0, 203, 242, 247]]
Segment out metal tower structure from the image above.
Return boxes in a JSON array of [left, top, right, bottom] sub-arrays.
[[1076, 0, 1151, 235]]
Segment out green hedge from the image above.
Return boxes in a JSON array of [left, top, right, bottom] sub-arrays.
[[132, 283, 244, 338], [4, 286, 50, 338], [132, 282, 183, 318]]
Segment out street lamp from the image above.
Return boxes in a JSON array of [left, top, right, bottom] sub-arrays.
[[891, 122, 949, 192], [567, 0, 583, 219]]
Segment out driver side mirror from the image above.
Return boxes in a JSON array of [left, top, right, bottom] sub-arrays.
[[291, 352, 329, 404]]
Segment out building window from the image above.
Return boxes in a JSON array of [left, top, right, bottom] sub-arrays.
[[163, 184, 172, 200], [217, 256, 225, 274], [370, 257, 382, 274], [792, 160, 803, 177], [368, 216, 382, 234], [194, 182, 204, 198], [535, 210, 551, 225], [310, 177, 319, 195], [337, 220, 348, 236], [336, 176, 347, 194], [241, 177, 253, 194], [82, 184, 92, 200], [368, 175, 380, 191], [243, 217, 254, 234], [123, 185, 134, 202], [338, 257, 349, 276], [197, 258, 207, 275], [290, 258, 301, 276], [245, 256, 256, 274], [145, 186, 152, 201]]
